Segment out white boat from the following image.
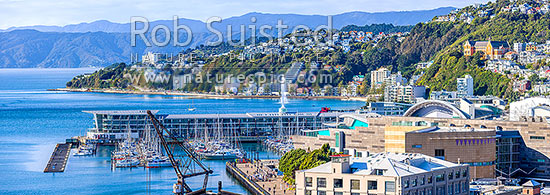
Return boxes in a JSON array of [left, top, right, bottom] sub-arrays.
[[146, 156, 173, 168], [73, 144, 95, 156], [73, 149, 93, 156], [115, 158, 140, 168], [201, 150, 238, 160], [188, 100, 196, 111]]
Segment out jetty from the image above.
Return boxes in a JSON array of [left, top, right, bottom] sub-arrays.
[[44, 143, 72, 172], [226, 160, 294, 195]]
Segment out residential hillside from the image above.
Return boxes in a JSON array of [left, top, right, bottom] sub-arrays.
[[65, 0, 550, 99], [416, 0, 550, 99]]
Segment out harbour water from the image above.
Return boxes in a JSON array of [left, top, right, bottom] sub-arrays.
[[0, 68, 365, 194]]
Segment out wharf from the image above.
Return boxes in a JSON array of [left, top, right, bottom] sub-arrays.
[[226, 159, 294, 195], [44, 143, 72, 172]]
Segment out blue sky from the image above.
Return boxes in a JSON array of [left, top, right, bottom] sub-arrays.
[[0, 0, 490, 29]]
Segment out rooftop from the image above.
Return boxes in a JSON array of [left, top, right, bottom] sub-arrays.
[[300, 152, 462, 177], [83, 110, 158, 115], [83, 110, 343, 119], [411, 126, 495, 133]]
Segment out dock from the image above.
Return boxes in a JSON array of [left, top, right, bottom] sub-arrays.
[[226, 160, 294, 195], [44, 143, 72, 172]]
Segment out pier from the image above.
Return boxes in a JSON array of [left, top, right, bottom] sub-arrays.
[[226, 160, 294, 195], [44, 143, 72, 172]]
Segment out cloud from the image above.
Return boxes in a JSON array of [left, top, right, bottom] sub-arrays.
[[0, 0, 490, 29]]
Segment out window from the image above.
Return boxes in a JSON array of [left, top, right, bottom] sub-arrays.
[[317, 178, 326, 188], [305, 190, 312, 195], [412, 144, 423, 148], [420, 177, 425, 185], [436, 174, 445, 182], [412, 178, 417, 187], [317, 191, 326, 195], [427, 176, 433, 184], [374, 169, 384, 175], [462, 182, 468, 191], [437, 187, 445, 195], [448, 172, 453, 180], [462, 170, 467, 178], [435, 149, 445, 158], [404, 180, 410, 188], [334, 179, 343, 188], [385, 181, 395, 192], [351, 179, 360, 190], [427, 188, 433, 195], [455, 183, 460, 194], [305, 177, 312, 187], [530, 136, 545, 140], [455, 171, 460, 179], [368, 180, 378, 190], [334, 192, 343, 195], [351, 193, 360, 195], [448, 185, 453, 195]]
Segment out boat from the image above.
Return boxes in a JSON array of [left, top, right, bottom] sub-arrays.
[[146, 156, 173, 168], [73, 149, 93, 156], [188, 99, 196, 111], [73, 144, 95, 156], [115, 158, 140, 168], [201, 150, 238, 160]]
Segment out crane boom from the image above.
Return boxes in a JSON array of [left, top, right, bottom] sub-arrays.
[[147, 110, 213, 194]]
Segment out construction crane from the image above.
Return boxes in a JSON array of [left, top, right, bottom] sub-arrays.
[[147, 110, 213, 194]]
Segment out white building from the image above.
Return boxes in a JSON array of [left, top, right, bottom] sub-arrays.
[[457, 75, 474, 98], [142, 52, 159, 65], [384, 84, 426, 103], [384, 72, 407, 86], [510, 97, 550, 121], [371, 68, 391, 89], [296, 153, 470, 195]]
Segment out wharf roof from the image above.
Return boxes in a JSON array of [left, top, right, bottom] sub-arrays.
[[83, 110, 158, 115], [83, 110, 345, 119], [165, 111, 342, 119]]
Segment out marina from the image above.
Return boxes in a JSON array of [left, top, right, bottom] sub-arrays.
[[0, 68, 365, 194]]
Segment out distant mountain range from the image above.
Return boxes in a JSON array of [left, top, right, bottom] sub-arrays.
[[0, 7, 455, 68]]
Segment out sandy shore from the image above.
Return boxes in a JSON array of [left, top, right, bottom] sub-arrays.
[[48, 88, 370, 101]]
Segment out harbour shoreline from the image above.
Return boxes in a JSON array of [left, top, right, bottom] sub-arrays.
[[48, 88, 370, 101]]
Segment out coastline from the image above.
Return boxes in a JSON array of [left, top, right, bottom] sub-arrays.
[[48, 88, 369, 101]]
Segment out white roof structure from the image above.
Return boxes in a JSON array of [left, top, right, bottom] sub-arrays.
[[404, 100, 469, 119], [510, 97, 550, 121], [300, 152, 460, 177]]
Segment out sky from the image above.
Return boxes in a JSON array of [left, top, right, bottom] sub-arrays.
[[0, 0, 490, 29]]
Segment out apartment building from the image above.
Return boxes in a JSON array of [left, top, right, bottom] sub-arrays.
[[296, 153, 470, 195]]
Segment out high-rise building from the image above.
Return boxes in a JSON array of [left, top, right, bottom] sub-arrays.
[[384, 84, 426, 103], [371, 68, 391, 89], [457, 75, 474, 98]]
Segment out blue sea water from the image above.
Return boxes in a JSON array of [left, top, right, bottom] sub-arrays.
[[0, 68, 365, 194]]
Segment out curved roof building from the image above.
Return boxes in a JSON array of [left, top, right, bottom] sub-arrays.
[[403, 100, 469, 119]]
